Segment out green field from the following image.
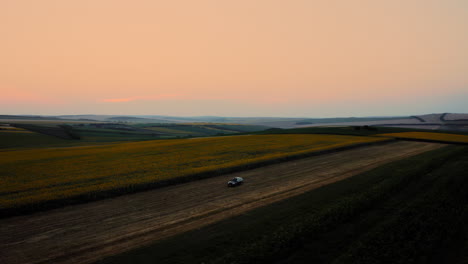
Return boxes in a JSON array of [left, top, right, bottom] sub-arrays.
[[0, 128, 154, 149], [0, 122, 269, 150], [0, 122, 269, 149], [99, 145, 468, 264], [74, 123, 268, 138], [134, 123, 268, 136]]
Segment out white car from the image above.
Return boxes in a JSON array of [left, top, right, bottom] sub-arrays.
[[227, 177, 244, 187]]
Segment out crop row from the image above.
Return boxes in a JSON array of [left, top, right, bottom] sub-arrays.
[[210, 146, 468, 264]]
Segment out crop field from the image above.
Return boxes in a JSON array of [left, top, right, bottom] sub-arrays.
[[0, 141, 442, 264], [98, 144, 468, 264], [0, 134, 386, 211], [380, 131, 468, 143]]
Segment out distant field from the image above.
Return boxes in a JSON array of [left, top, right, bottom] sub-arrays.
[[0, 130, 77, 149], [380, 132, 468, 144], [0, 128, 134, 149], [138, 123, 267, 137], [0, 134, 387, 212], [258, 126, 468, 137], [0, 119, 101, 124], [73, 123, 267, 142], [144, 126, 191, 135], [0, 122, 268, 149], [0, 129, 158, 149]]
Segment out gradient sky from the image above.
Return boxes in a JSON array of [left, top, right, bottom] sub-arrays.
[[1, 0, 467, 117]]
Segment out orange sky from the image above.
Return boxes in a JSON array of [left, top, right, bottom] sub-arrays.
[[1, 0, 467, 117]]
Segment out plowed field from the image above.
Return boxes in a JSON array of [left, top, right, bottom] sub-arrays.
[[0, 141, 443, 264]]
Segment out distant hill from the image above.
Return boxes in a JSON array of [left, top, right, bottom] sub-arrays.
[[21, 114, 410, 127], [295, 113, 468, 132], [0, 115, 63, 120], [106, 116, 178, 123], [138, 115, 410, 128], [1, 113, 467, 131]]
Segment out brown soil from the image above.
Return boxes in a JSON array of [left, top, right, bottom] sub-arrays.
[[0, 141, 444, 264]]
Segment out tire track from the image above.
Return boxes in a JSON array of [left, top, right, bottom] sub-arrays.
[[0, 141, 444, 264]]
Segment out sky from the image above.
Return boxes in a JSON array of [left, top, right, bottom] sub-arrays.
[[1, 0, 467, 117]]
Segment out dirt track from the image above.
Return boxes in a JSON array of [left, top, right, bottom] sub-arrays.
[[0, 141, 444, 264]]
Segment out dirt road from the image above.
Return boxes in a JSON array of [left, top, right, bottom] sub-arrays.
[[0, 141, 444, 264]]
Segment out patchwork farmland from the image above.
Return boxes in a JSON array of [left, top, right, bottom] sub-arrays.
[[1, 123, 468, 264]]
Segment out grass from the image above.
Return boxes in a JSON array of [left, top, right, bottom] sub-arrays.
[[97, 145, 468, 264], [0, 134, 386, 215], [379, 131, 468, 144]]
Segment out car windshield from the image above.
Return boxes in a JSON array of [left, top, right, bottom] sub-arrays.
[[231, 178, 238, 182]]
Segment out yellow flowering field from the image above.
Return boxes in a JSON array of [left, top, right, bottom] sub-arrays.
[[379, 132, 468, 144], [0, 134, 386, 209]]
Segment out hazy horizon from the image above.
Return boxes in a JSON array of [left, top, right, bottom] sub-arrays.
[[2, 0, 467, 117]]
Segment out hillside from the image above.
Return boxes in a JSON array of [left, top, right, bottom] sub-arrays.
[[1, 114, 411, 127], [295, 113, 468, 131], [2, 113, 467, 131]]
